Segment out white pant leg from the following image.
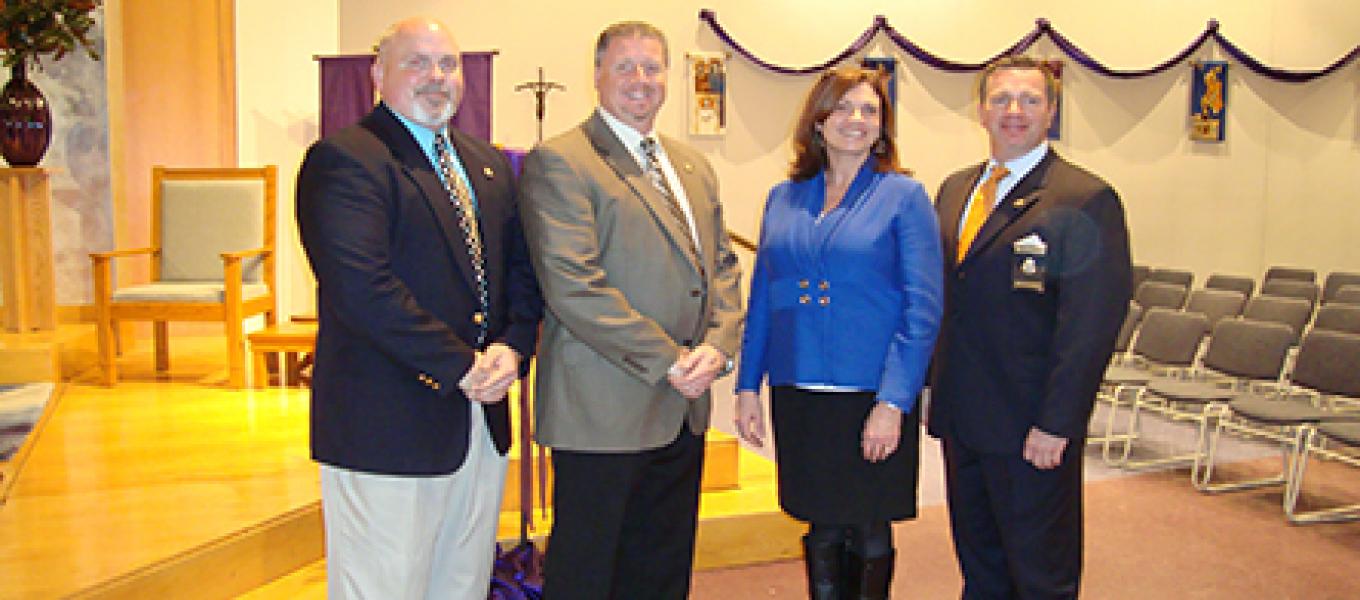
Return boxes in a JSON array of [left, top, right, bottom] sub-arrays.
[[426, 402, 509, 600], [321, 403, 508, 600]]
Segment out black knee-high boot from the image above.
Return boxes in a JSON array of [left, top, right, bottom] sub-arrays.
[[841, 542, 862, 599], [848, 550, 895, 600], [802, 533, 841, 600]]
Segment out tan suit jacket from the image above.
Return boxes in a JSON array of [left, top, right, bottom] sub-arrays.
[[520, 112, 743, 451]]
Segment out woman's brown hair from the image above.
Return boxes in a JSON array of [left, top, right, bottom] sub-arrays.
[[788, 66, 905, 181]]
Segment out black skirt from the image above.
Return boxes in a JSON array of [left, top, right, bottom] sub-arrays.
[[770, 385, 920, 524]]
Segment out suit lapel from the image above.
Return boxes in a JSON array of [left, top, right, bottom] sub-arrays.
[[662, 136, 714, 275], [583, 115, 703, 273], [959, 152, 1054, 267], [363, 105, 479, 291]]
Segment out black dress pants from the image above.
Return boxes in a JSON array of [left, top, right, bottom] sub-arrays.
[[942, 438, 1084, 600], [543, 424, 706, 600]]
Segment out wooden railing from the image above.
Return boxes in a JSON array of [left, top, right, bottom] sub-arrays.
[[727, 230, 756, 253]]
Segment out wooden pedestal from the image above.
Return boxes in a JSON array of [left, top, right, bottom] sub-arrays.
[[0, 168, 55, 332]]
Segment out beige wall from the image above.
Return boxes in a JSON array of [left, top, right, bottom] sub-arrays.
[[242, 1, 1360, 314], [235, 0, 337, 318]]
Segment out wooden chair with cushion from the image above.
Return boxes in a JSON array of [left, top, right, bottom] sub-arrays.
[[90, 166, 278, 388]]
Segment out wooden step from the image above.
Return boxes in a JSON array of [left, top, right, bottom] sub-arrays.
[[0, 336, 59, 384], [501, 432, 740, 512]]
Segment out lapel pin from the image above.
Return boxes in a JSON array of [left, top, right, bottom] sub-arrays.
[[483, 167, 495, 179], [684, 163, 694, 173], [1013, 197, 1031, 208]]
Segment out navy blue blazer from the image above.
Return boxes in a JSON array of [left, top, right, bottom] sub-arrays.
[[928, 149, 1131, 454], [296, 104, 543, 475], [736, 162, 943, 411]]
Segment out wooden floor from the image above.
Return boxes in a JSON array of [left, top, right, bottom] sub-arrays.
[[0, 325, 317, 599], [0, 324, 801, 599]]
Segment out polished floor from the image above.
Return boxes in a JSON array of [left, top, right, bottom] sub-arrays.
[[0, 326, 316, 599]]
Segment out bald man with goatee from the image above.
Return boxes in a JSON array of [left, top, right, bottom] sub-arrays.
[[296, 17, 542, 599]]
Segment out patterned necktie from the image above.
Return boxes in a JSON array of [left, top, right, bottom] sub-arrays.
[[957, 164, 1010, 263], [639, 137, 703, 266], [435, 132, 490, 346]]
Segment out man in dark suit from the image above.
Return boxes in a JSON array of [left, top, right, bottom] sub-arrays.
[[519, 21, 743, 600], [295, 17, 541, 600], [929, 56, 1132, 599]]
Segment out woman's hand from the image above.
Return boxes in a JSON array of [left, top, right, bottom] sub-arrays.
[[735, 391, 767, 447], [861, 402, 903, 462]]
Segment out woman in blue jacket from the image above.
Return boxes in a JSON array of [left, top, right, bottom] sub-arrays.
[[735, 67, 943, 600]]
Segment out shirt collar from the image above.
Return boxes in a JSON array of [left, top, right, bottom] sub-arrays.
[[596, 107, 654, 165], [988, 141, 1048, 183], [389, 104, 445, 169]]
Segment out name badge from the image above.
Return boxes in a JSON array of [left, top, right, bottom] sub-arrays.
[[1012, 234, 1047, 292]]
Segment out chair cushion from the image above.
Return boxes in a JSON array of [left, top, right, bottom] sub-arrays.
[[1317, 421, 1360, 446], [160, 178, 266, 281], [1104, 365, 1150, 386], [1229, 395, 1331, 424], [112, 282, 269, 303], [1146, 379, 1236, 404]]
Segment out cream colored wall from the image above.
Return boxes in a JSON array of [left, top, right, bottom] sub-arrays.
[[235, 0, 338, 317], [243, 1, 1359, 314]]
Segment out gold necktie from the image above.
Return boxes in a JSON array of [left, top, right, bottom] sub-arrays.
[[957, 165, 1010, 263]]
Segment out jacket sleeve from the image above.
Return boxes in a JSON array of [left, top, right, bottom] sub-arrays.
[[697, 155, 745, 361], [735, 189, 777, 392], [875, 181, 944, 411], [1037, 185, 1133, 439], [492, 152, 545, 366]]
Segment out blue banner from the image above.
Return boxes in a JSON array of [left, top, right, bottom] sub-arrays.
[[1191, 61, 1227, 142]]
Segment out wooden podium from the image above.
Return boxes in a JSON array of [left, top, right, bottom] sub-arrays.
[[0, 168, 56, 332]]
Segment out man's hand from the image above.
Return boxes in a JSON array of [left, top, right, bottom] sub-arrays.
[[668, 345, 726, 399], [734, 391, 766, 447], [862, 402, 902, 463], [460, 343, 520, 404], [1022, 427, 1068, 470]]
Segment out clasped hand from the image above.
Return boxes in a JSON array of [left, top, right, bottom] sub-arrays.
[[459, 343, 520, 404], [668, 345, 725, 400]]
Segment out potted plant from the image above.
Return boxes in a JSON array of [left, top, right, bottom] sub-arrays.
[[0, 0, 101, 166]]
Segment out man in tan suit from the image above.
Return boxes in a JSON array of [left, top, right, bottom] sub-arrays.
[[519, 20, 743, 600]]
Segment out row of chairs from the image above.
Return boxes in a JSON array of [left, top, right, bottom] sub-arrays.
[[1095, 296, 1360, 524], [1132, 266, 1360, 312]]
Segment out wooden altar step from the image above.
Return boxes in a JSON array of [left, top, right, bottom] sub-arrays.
[[0, 332, 59, 384], [241, 446, 802, 599]]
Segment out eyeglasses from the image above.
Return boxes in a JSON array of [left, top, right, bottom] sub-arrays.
[[398, 54, 460, 76], [984, 92, 1048, 110]]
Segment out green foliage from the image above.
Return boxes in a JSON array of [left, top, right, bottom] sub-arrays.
[[0, 0, 101, 69]]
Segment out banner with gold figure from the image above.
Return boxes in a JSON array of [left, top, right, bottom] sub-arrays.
[[1191, 61, 1227, 142], [688, 52, 726, 136]]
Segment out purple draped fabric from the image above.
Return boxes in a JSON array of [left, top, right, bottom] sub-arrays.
[[699, 10, 1360, 83], [317, 52, 496, 140]]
